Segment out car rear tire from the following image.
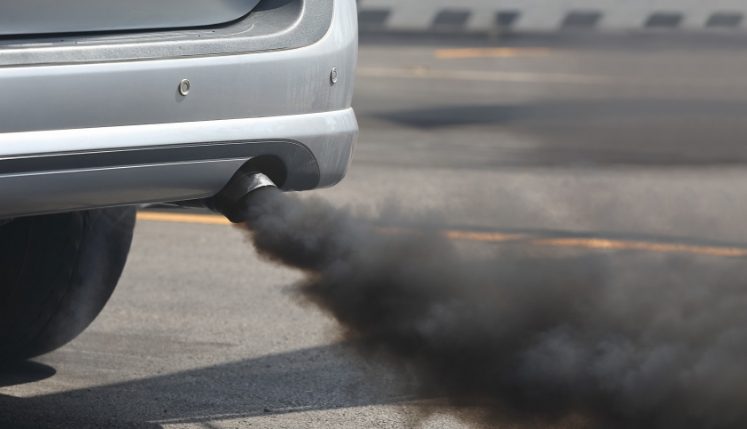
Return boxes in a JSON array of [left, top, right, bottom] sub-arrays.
[[0, 207, 136, 361]]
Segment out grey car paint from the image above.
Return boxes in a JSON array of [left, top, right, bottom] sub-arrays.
[[0, 0, 262, 35], [0, 13, 356, 134], [0, 0, 333, 66], [0, 0, 358, 218], [0, 109, 357, 217]]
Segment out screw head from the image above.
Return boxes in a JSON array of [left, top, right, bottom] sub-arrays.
[[178, 79, 191, 96], [330, 68, 339, 85]]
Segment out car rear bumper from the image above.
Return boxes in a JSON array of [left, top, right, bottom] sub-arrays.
[[0, 0, 358, 218], [0, 109, 357, 218]]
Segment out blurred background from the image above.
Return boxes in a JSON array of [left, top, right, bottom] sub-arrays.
[[346, 0, 747, 245]]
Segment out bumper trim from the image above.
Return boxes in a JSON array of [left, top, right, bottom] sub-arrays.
[[0, 108, 357, 188], [0, 141, 280, 173], [0, 108, 358, 218]]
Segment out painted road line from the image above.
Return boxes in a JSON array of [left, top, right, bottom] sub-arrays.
[[356, 66, 741, 89], [137, 211, 747, 257], [380, 226, 527, 243], [531, 238, 747, 258], [137, 211, 231, 225], [357, 66, 614, 85], [444, 229, 527, 243], [357, 2, 747, 33], [434, 47, 551, 59]]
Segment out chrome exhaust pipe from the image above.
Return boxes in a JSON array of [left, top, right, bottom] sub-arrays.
[[207, 171, 279, 223]]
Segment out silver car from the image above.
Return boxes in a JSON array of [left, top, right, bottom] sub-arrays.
[[0, 0, 358, 360]]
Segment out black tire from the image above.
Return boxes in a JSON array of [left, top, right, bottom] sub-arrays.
[[0, 207, 136, 361]]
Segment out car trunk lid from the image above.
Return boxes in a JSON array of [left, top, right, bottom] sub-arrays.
[[0, 0, 263, 36]]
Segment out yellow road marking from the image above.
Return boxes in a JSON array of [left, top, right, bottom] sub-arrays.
[[137, 211, 231, 225], [356, 67, 735, 89], [136, 211, 747, 258], [357, 66, 612, 85], [444, 229, 526, 243], [530, 238, 747, 258], [435, 47, 551, 59]]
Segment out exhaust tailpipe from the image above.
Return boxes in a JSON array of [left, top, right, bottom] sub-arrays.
[[207, 171, 279, 223]]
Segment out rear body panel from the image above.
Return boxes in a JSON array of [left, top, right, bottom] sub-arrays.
[[0, 0, 358, 218], [0, 0, 333, 66], [0, 0, 262, 35]]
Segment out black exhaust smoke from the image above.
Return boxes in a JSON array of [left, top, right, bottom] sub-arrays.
[[221, 173, 747, 428]]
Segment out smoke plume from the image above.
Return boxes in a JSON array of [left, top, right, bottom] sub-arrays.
[[239, 187, 747, 428]]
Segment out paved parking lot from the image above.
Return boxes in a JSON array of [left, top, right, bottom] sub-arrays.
[[5, 35, 747, 428]]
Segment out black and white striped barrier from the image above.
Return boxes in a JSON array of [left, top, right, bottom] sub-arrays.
[[358, 0, 747, 34]]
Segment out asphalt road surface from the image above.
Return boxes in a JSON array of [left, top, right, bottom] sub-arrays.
[[5, 34, 747, 428]]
